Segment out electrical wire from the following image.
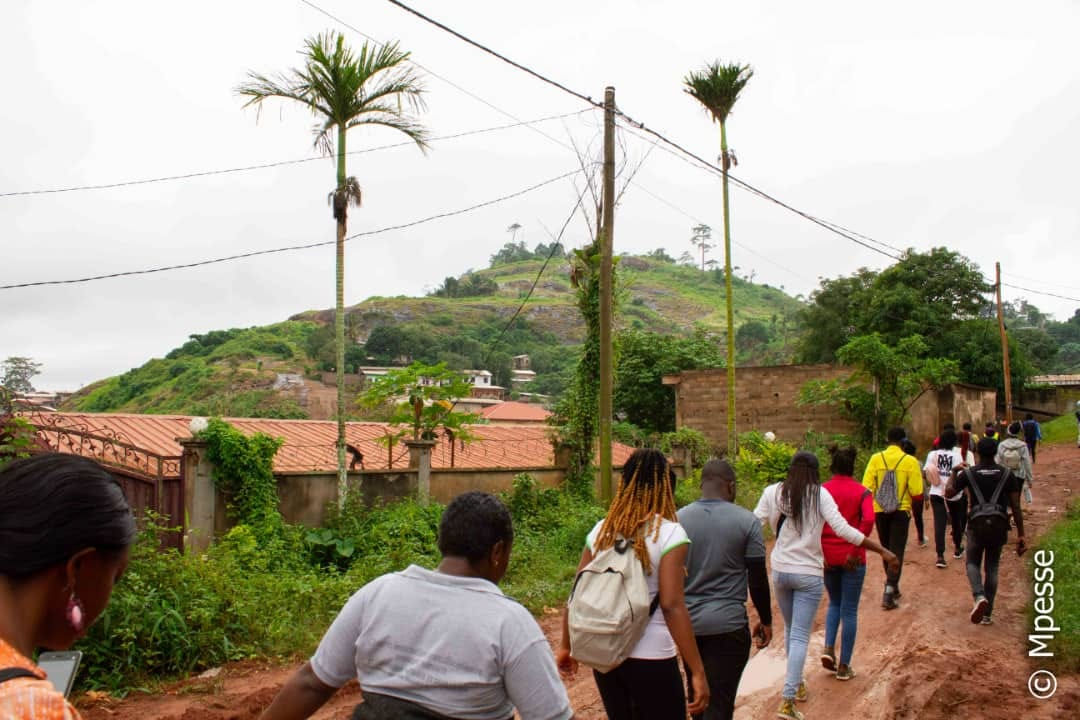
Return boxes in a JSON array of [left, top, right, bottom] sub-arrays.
[[0, 109, 590, 198], [1000, 283, 1080, 304], [0, 169, 581, 290]]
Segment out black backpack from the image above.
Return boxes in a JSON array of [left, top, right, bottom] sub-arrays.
[[965, 467, 1012, 547]]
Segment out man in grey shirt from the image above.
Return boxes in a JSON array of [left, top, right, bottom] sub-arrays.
[[258, 492, 575, 720], [678, 460, 773, 720]]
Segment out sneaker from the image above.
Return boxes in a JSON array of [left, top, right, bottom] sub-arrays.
[[821, 648, 836, 672], [882, 591, 899, 610], [936, 556, 947, 568], [894, 588, 902, 600], [970, 595, 989, 624], [953, 545, 965, 559], [836, 664, 856, 681], [795, 681, 809, 702], [777, 699, 804, 720], [918, 538, 928, 547], [981, 615, 993, 626]]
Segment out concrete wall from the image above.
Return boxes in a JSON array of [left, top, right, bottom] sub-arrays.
[[429, 467, 564, 504], [908, 384, 996, 455], [669, 365, 858, 449], [1015, 386, 1080, 418]]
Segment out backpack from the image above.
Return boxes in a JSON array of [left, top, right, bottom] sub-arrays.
[[965, 467, 1012, 547], [567, 531, 660, 673], [873, 453, 904, 513], [999, 441, 1023, 472]]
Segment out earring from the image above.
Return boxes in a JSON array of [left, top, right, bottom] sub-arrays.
[[66, 593, 85, 633]]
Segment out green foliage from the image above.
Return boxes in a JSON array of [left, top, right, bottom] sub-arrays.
[[1, 356, 42, 394], [358, 362, 478, 441], [489, 240, 565, 267], [659, 427, 713, 467], [1041, 413, 1079, 445], [614, 328, 724, 432], [200, 419, 284, 535], [429, 274, 499, 299], [733, 431, 797, 512], [0, 414, 36, 470], [1031, 502, 1080, 672]]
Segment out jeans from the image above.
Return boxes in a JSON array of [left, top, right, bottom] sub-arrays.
[[593, 656, 685, 720], [930, 495, 967, 556], [684, 626, 751, 720], [874, 510, 909, 591], [773, 571, 824, 700], [823, 563, 866, 666], [965, 533, 1004, 615]]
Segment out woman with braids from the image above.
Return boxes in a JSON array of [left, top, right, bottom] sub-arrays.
[[0, 454, 136, 720], [754, 452, 899, 720], [556, 449, 709, 719]]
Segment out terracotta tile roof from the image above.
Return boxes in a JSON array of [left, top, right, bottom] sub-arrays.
[[1029, 374, 1080, 386], [479, 401, 553, 423], [25, 412, 634, 476]]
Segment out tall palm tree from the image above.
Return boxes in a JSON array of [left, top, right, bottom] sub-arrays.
[[684, 60, 753, 452], [239, 32, 428, 504]]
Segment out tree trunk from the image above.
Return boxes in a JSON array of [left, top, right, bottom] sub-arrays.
[[720, 121, 737, 452], [336, 125, 348, 508]]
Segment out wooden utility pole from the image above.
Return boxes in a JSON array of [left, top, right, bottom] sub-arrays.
[[995, 262, 1014, 423], [599, 87, 616, 504]]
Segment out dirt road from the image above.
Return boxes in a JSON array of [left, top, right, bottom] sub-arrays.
[[80, 445, 1079, 720]]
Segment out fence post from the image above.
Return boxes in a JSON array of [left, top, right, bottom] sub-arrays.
[[179, 437, 215, 552], [405, 439, 436, 504]]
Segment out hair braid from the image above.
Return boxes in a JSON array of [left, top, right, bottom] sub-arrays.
[[593, 449, 678, 574]]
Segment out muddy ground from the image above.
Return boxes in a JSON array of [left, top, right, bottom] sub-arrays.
[[79, 444, 1080, 720]]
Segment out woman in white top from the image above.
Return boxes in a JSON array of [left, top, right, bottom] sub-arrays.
[[754, 452, 899, 720], [923, 429, 972, 568], [557, 449, 709, 720]]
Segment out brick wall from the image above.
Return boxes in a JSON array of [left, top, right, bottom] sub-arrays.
[[669, 364, 858, 449]]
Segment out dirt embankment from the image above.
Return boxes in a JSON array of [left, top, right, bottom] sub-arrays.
[[80, 446, 1080, 720]]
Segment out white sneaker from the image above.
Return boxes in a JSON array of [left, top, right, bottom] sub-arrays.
[[970, 596, 989, 624]]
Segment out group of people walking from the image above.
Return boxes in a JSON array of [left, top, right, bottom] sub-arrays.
[[0, 427, 1037, 720]]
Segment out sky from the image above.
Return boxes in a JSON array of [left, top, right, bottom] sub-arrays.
[[3, 0, 1079, 390]]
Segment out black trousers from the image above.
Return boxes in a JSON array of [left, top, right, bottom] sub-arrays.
[[875, 510, 909, 590], [594, 656, 686, 720], [930, 496, 969, 556], [683, 626, 752, 720], [911, 495, 926, 543]]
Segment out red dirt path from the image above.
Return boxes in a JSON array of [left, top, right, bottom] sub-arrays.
[[79, 445, 1080, 720]]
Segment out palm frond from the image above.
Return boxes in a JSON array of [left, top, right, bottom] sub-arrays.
[[328, 176, 363, 220], [683, 61, 754, 124]]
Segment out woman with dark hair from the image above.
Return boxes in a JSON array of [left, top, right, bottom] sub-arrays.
[[819, 447, 875, 681], [754, 452, 899, 720], [261, 491, 574, 720], [0, 453, 136, 720], [557, 449, 709, 720]]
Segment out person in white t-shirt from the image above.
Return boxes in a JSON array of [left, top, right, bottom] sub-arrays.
[[923, 429, 972, 569], [557, 449, 709, 720], [259, 492, 575, 720], [754, 452, 899, 720]]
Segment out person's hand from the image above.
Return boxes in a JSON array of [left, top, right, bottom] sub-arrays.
[[882, 549, 900, 575], [1017, 537, 1027, 556], [686, 671, 710, 715], [752, 622, 772, 648], [843, 555, 860, 572], [555, 646, 578, 679]]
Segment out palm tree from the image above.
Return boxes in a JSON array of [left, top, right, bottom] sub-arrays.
[[684, 60, 753, 452], [239, 32, 428, 504]]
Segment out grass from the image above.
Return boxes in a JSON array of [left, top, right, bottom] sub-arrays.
[[1031, 502, 1080, 672], [1040, 412, 1078, 445]]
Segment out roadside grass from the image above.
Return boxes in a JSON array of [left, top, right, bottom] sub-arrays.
[[1031, 502, 1080, 672], [1040, 412, 1077, 445]]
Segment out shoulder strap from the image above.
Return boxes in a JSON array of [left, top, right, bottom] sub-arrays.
[[965, 467, 988, 505], [856, 489, 871, 525], [988, 468, 1012, 505], [0, 668, 38, 684]]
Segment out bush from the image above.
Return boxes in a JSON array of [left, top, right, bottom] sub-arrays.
[[1031, 502, 1080, 672]]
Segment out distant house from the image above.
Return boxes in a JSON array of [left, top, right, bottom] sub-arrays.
[[511, 354, 536, 387], [464, 370, 505, 401], [480, 401, 552, 425]]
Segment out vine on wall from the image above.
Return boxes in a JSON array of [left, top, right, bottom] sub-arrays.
[[200, 418, 284, 535]]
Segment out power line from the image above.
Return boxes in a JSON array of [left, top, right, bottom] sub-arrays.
[[1002, 272, 1080, 294], [1000, 283, 1080, 304], [0, 169, 581, 290], [0, 110, 590, 198]]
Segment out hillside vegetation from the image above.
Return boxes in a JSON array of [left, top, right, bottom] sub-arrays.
[[65, 254, 804, 418]]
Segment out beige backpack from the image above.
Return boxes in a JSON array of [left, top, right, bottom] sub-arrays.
[[567, 532, 659, 673]]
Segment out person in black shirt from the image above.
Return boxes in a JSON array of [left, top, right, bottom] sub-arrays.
[[946, 437, 1026, 626]]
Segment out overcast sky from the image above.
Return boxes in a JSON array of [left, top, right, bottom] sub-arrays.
[[4, 0, 1079, 390]]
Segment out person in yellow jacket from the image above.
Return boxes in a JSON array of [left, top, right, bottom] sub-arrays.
[[862, 427, 925, 611]]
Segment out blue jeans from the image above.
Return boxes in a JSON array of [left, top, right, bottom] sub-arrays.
[[823, 564, 866, 666], [773, 571, 824, 700]]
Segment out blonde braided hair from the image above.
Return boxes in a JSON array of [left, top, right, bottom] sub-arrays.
[[592, 448, 678, 575]]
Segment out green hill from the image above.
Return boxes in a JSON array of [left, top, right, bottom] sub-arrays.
[[65, 255, 804, 418]]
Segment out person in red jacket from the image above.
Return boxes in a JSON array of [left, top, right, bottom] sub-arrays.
[[820, 446, 875, 681]]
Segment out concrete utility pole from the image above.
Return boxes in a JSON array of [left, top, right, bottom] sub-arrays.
[[599, 87, 616, 504], [995, 261, 1014, 423]]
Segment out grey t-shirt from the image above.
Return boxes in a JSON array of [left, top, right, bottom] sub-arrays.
[[310, 565, 572, 720], [677, 499, 766, 636]]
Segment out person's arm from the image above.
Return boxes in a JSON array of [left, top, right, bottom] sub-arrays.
[[923, 454, 939, 487], [861, 455, 878, 492], [259, 663, 337, 720], [504, 631, 578, 720], [746, 556, 773, 647], [658, 544, 709, 716], [905, 457, 924, 504], [556, 547, 593, 678], [858, 490, 876, 536], [1009, 489, 1027, 555], [752, 484, 774, 530], [1021, 446, 1034, 485]]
